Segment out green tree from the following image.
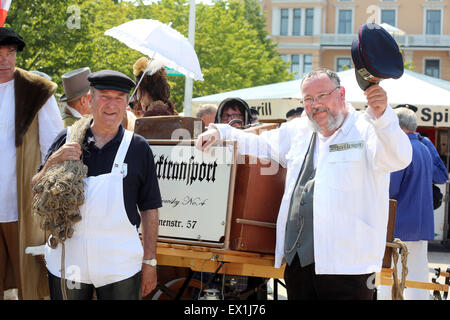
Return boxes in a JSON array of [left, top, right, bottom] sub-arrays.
[[134, 0, 292, 110], [6, 0, 292, 110], [6, 0, 140, 96]]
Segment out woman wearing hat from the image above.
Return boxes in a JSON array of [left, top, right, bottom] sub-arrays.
[[132, 57, 177, 117], [214, 97, 253, 129]]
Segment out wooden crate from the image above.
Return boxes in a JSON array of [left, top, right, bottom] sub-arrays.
[[228, 124, 285, 254], [228, 156, 285, 254], [134, 115, 204, 140]]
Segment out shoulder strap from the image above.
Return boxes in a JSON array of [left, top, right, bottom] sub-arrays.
[[111, 129, 133, 173]]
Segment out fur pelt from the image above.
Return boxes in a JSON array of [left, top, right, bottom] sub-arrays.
[[14, 67, 57, 147]]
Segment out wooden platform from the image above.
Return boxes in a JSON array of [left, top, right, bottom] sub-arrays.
[[376, 268, 449, 292], [156, 242, 285, 279], [156, 242, 449, 297]]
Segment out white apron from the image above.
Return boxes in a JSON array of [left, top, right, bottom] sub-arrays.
[[45, 129, 143, 288]]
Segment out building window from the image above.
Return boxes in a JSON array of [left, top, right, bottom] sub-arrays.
[[280, 54, 289, 64], [303, 55, 313, 74], [426, 10, 441, 35], [425, 59, 440, 78], [282, 54, 312, 79], [291, 54, 300, 76], [336, 58, 351, 72], [280, 9, 289, 36], [381, 9, 396, 26], [338, 9, 352, 34], [305, 8, 314, 36], [293, 9, 301, 36]]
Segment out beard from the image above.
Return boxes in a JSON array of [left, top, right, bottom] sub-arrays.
[[307, 107, 345, 134]]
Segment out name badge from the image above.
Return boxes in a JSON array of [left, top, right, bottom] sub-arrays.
[[329, 140, 364, 153], [121, 163, 128, 178]]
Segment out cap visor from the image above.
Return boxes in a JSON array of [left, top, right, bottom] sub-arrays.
[[355, 69, 375, 91]]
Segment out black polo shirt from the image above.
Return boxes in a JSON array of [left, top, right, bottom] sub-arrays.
[[39, 125, 162, 228]]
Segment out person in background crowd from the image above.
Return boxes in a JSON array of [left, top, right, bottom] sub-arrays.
[[59, 67, 92, 127], [394, 104, 448, 185], [143, 104, 173, 117], [196, 104, 217, 127], [32, 70, 162, 300], [197, 68, 412, 300], [214, 97, 252, 129], [286, 107, 303, 121], [128, 95, 145, 118], [123, 95, 138, 131], [384, 107, 435, 300], [250, 108, 260, 124], [132, 57, 177, 118], [123, 107, 137, 132], [0, 27, 63, 300]]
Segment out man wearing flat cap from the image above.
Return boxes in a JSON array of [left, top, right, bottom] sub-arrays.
[[60, 67, 92, 127], [32, 70, 162, 300], [0, 27, 63, 300]]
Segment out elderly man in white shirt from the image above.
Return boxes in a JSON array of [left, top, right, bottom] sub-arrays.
[[196, 69, 412, 300], [0, 27, 63, 300]]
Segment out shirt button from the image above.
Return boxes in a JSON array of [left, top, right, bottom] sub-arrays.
[[300, 200, 305, 205]]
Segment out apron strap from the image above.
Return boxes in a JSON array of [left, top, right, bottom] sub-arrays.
[[111, 129, 133, 174]]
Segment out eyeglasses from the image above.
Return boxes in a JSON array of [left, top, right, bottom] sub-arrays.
[[301, 86, 340, 107], [222, 113, 243, 120]]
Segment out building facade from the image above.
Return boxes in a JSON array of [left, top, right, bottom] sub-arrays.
[[261, 0, 450, 81]]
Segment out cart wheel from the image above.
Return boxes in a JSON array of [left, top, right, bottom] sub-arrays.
[[152, 277, 204, 300]]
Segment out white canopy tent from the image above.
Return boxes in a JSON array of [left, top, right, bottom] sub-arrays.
[[192, 69, 450, 127], [192, 79, 302, 120]]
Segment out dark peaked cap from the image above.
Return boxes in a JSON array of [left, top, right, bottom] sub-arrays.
[[88, 70, 135, 93], [0, 27, 26, 51], [394, 104, 418, 113], [286, 108, 296, 118], [351, 23, 404, 91]]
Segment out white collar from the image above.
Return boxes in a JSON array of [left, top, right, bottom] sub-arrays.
[[66, 105, 83, 119]]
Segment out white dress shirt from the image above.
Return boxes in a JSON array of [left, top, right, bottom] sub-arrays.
[[212, 105, 412, 274], [0, 79, 63, 222]]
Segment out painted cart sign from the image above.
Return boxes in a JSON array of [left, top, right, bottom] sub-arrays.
[[150, 141, 236, 246]]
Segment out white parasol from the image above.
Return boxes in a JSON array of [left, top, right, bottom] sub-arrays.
[[105, 19, 204, 81]]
